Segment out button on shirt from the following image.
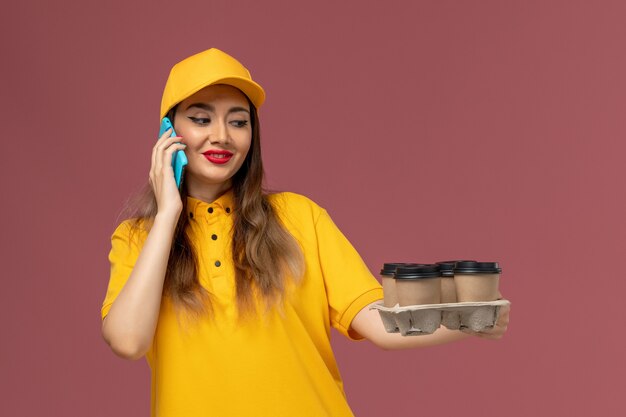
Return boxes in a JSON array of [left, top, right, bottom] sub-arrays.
[[102, 191, 384, 417], [186, 194, 233, 295]]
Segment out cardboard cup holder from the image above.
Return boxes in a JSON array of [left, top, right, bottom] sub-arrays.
[[369, 299, 510, 336]]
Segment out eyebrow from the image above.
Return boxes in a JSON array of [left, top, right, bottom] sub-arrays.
[[185, 103, 250, 114]]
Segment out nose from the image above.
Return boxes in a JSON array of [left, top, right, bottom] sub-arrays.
[[209, 118, 229, 144]]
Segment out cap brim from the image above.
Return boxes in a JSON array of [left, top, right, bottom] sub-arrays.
[[160, 76, 265, 119]]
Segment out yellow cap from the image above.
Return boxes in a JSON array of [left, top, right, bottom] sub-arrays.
[[159, 48, 265, 120]]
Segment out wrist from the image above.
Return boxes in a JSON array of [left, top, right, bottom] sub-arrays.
[[154, 210, 182, 226]]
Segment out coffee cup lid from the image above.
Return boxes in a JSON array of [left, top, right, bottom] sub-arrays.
[[454, 261, 501, 274], [436, 260, 477, 276], [395, 264, 442, 279], [380, 263, 421, 276]]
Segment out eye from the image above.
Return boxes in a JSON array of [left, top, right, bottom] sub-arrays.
[[230, 120, 249, 128], [188, 116, 210, 125]]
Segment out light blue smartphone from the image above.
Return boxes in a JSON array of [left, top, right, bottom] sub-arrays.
[[159, 117, 188, 189]]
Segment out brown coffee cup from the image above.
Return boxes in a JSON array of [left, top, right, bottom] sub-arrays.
[[453, 261, 501, 302], [435, 262, 456, 303], [380, 263, 417, 307], [436, 260, 478, 303], [395, 265, 442, 306]]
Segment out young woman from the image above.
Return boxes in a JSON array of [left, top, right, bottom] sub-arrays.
[[101, 48, 510, 417]]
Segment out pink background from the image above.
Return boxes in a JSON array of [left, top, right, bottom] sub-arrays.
[[2, 0, 625, 415]]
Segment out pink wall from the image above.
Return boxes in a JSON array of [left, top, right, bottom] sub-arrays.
[[3, 0, 624, 415]]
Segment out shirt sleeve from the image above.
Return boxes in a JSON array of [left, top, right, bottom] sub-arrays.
[[314, 208, 384, 341], [101, 220, 145, 320]]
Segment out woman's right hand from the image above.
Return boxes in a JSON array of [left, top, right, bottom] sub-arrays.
[[149, 128, 187, 218]]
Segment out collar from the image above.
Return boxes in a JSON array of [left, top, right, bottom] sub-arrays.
[[186, 189, 235, 221]]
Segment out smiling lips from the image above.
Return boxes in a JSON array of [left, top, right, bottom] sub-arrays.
[[202, 150, 233, 165]]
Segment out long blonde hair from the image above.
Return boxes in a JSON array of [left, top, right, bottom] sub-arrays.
[[117, 98, 304, 325]]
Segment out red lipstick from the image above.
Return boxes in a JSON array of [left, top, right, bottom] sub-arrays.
[[202, 149, 233, 165]]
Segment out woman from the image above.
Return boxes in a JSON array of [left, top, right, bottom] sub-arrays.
[[101, 48, 510, 417]]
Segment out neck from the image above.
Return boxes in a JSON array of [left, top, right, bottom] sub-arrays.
[[186, 178, 233, 203]]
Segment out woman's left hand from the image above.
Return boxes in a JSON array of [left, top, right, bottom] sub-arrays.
[[461, 297, 510, 340]]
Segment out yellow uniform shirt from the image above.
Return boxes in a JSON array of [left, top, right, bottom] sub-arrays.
[[101, 191, 384, 417]]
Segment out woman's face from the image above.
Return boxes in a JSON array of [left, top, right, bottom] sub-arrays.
[[173, 84, 252, 196]]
